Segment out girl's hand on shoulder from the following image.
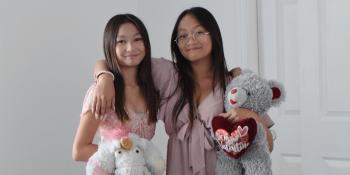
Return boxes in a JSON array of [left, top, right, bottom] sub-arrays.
[[92, 74, 115, 120], [218, 108, 259, 123]]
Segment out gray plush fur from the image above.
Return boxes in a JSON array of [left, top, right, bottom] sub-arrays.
[[216, 69, 285, 175], [224, 70, 285, 115], [216, 124, 271, 175]]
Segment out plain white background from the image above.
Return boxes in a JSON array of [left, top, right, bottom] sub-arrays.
[[0, 0, 258, 174]]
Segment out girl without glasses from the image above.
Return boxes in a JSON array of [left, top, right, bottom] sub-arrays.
[[72, 13, 160, 174], [91, 7, 274, 175]]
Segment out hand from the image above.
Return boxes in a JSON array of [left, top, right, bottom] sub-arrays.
[[230, 67, 241, 78], [219, 108, 259, 123], [92, 74, 115, 120]]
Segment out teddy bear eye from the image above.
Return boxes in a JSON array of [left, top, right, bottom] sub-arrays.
[[241, 87, 251, 96], [118, 150, 122, 154], [136, 149, 139, 153]]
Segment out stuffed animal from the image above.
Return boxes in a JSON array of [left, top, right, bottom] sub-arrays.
[[212, 69, 286, 175], [113, 136, 150, 175], [86, 133, 165, 175]]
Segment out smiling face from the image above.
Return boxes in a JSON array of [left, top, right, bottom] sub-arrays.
[[115, 22, 145, 68], [176, 14, 212, 63]]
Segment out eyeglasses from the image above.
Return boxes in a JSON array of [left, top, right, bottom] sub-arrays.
[[174, 31, 210, 46]]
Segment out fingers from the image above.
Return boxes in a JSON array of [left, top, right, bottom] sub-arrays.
[[219, 110, 240, 122], [218, 112, 230, 118], [99, 114, 106, 121], [99, 97, 115, 121], [106, 96, 115, 113], [101, 97, 111, 121], [228, 110, 239, 122], [92, 96, 97, 114], [91, 96, 115, 121], [92, 97, 106, 120], [95, 98, 101, 119], [106, 98, 112, 113], [231, 67, 242, 78], [100, 97, 106, 116], [112, 97, 115, 111], [218, 113, 225, 117]]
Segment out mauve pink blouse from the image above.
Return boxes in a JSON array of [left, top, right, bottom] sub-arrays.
[[151, 58, 274, 175]]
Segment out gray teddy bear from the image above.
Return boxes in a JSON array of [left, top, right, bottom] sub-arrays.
[[214, 69, 286, 175]]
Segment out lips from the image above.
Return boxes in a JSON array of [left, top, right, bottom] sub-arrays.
[[186, 47, 201, 52], [124, 54, 139, 57], [123, 54, 142, 61]]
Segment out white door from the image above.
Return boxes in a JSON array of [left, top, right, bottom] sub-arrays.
[[258, 0, 350, 174]]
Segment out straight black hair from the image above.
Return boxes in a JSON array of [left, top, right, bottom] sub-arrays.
[[170, 7, 229, 126], [103, 13, 159, 123]]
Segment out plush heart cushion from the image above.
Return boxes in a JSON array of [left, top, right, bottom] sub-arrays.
[[212, 116, 257, 158]]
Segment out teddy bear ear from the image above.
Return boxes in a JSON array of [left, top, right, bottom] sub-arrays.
[[268, 80, 286, 106]]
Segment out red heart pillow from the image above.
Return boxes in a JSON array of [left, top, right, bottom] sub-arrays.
[[212, 116, 257, 158]]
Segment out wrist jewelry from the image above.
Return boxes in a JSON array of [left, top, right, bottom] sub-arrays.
[[95, 70, 115, 81]]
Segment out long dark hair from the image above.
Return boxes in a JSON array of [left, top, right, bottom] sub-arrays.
[[103, 14, 159, 123], [170, 7, 228, 125]]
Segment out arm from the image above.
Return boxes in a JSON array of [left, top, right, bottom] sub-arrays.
[[72, 110, 100, 161], [219, 108, 274, 152], [92, 58, 175, 120], [92, 60, 115, 118], [264, 123, 273, 152]]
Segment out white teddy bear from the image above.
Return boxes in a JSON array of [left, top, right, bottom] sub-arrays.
[[113, 136, 150, 175], [86, 133, 165, 175]]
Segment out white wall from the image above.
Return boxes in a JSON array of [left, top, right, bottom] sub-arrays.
[[0, 0, 257, 174]]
